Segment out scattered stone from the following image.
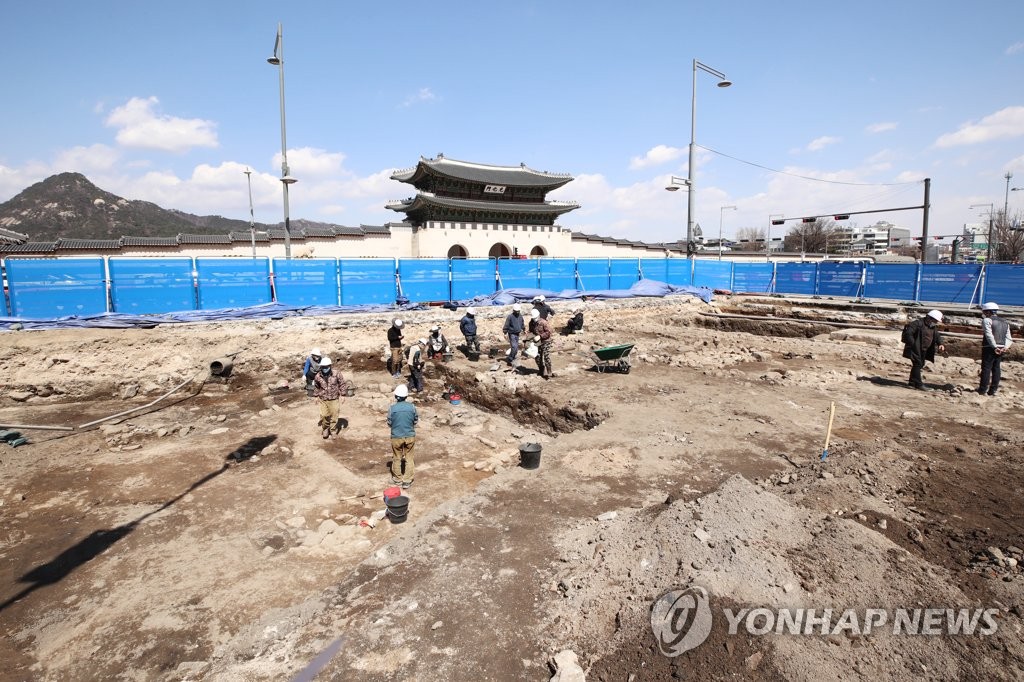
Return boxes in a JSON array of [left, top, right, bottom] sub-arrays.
[[900, 411, 923, 419], [476, 436, 498, 449], [156, 428, 169, 438], [987, 547, 1006, 562], [121, 384, 139, 400], [745, 651, 764, 671], [778, 475, 791, 485], [286, 516, 306, 528], [462, 461, 475, 468], [216, 414, 227, 422], [877, 519, 888, 530], [597, 511, 618, 522], [431, 620, 443, 630], [1006, 558, 1018, 568], [782, 583, 795, 594], [8, 391, 33, 402], [819, 472, 834, 480], [693, 528, 711, 543], [549, 649, 586, 682], [209, 427, 229, 435], [474, 461, 489, 471]]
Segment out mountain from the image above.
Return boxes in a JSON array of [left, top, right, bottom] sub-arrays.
[[0, 172, 320, 241]]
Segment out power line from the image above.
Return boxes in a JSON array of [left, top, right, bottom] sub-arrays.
[[697, 144, 922, 187]]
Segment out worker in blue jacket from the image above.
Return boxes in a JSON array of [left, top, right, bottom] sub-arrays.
[[460, 307, 480, 355]]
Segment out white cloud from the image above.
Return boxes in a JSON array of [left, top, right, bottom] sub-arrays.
[[1006, 41, 1024, 55], [105, 96, 218, 153], [807, 136, 841, 152], [276, 147, 346, 178], [401, 87, 438, 108], [866, 122, 898, 134], [628, 145, 685, 170], [933, 106, 1024, 148], [53, 144, 120, 173]]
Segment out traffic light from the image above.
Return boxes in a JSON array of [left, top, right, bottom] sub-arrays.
[[834, 214, 850, 220], [771, 219, 785, 226], [801, 217, 816, 223]]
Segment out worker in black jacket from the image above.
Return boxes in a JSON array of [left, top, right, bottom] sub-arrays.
[[901, 310, 945, 391]]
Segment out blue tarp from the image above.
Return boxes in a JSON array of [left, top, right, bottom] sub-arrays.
[[109, 257, 197, 314], [451, 258, 496, 301], [450, 279, 713, 308], [196, 258, 272, 310], [273, 258, 339, 306], [6, 257, 108, 318]]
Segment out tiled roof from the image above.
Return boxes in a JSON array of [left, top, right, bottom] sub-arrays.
[[56, 239, 122, 250], [0, 227, 29, 243], [2, 242, 58, 253], [392, 155, 574, 189], [300, 226, 336, 238], [121, 236, 180, 246], [266, 229, 289, 240], [178, 233, 232, 244], [334, 226, 364, 236], [229, 231, 270, 242], [387, 193, 579, 216], [362, 224, 392, 234]]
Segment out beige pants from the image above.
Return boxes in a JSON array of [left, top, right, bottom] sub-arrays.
[[390, 437, 415, 482], [318, 399, 340, 430]]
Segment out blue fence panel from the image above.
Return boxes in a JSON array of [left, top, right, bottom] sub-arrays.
[[774, 263, 818, 295], [918, 264, 982, 304], [732, 263, 774, 293], [340, 259, 396, 306], [576, 259, 609, 291], [639, 258, 668, 282], [665, 259, 693, 287], [982, 264, 1024, 306], [109, 258, 196, 314], [451, 259, 496, 301], [817, 262, 864, 298], [6, 257, 108, 318], [539, 258, 576, 291], [609, 259, 640, 290], [272, 258, 339, 306], [497, 258, 539, 290], [693, 260, 733, 291], [865, 263, 918, 302], [399, 259, 450, 303], [195, 258, 271, 310]]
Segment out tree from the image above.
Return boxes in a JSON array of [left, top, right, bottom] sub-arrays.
[[991, 208, 1024, 263], [785, 218, 840, 254], [734, 226, 766, 252]]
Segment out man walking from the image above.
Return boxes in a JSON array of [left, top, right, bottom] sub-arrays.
[[460, 307, 480, 357], [312, 357, 346, 439], [300, 347, 322, 395], [979, 302, 1012, 396], [388, 384, 418, 489], [387, 319, 404, 378], [406, 338, 426, 393], [531, 309, 554, 379], [901, 310, 945, 391], [503, 303, 526, 371]]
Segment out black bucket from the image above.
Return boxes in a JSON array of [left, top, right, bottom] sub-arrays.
[[386, 495, 410, 523], [519, 443, 542, 469]]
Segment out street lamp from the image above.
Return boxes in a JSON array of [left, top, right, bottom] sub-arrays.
[[970, 203, 994, 263], [1005, 172, 1014, 220], [686, 59, 732, 258], [268, 23, 297, 259], [244, 168, 257, 258], [718, 205, 736, 261], [665, 176, 691, 252]]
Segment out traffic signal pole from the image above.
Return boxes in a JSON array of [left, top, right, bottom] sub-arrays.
[[921, 178, 931, 262]]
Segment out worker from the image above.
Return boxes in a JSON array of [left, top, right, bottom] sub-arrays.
[[532, 295, 555, 320], [979, 302, 1013, 396], [388, 384, 418, 489], [502, 303, 526, 370], [300, 347, 322, 395], [460, 307, 480, 357], [406, 338, 426, 393], [530, 309, 554, 378], [565, 309, 584, 335], [312, 357, 346, 439], [387, 319, 404, 378], [901, 310, 945, 391], [427, 325, 450, 360]]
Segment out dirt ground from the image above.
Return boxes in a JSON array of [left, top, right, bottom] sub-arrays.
[[1, 295, 1022, 681]]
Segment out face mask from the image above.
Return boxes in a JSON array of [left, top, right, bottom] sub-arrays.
[[513, 311, 520, 316], [320, 367, 331, 376]]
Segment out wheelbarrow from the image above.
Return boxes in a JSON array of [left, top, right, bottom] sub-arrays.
[[593, 344, 635, 374]]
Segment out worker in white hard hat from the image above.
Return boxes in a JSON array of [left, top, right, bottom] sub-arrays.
[[901, 310, 946, 391], [460, 307, 481, 357], [533, 311, 554, 379], [502, 303, 526, 371], [312, 357, 347, 439], [405, 338, 426, 393], [387, 319, 405, 378], [301, 347, 322, 395], [387, 383, 418, 488], [427, 325, 450, 360], [979, 302, 1013, 396], [532, 294, 555, 320]]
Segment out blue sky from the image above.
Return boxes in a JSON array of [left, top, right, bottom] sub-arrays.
[[3, 1, 1023, 244]]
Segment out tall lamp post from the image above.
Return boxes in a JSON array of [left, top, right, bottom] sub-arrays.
[[686, 59, 732, 258], [718, 205, 736, 261], [1005, 172, 1014, 220], [970, 203, 994, 263], [267, 23, 297, 259], [244, 168, 257, 258]]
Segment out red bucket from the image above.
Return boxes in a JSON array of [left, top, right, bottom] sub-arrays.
[[383, 486, 402, 502]]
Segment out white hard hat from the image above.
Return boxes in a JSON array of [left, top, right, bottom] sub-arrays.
[[430, 325, 439, 332], [530, 308, 540, 319], [512, 303, 522, 312], [466, 307, 476, 315], [394, 319, 403, 327], [418, 338, 427, 345], [537, 295, 546, 302], [394, 384, 408, 398], [310, 347, 321, 357], [927, 310, 943, 322], [982, 302, 999, 311], [320, 357, 332, 367]]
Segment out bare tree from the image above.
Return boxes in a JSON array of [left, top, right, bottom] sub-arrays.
[[785, 218, 840, 253], [734, 226, 766, 252], [991, 208, 1024, 263]]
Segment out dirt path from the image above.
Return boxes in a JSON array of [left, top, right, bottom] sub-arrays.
[[1, 295, 1022, 680]]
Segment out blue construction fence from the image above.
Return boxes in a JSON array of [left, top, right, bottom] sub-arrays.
[[2, 256, 1023, 318]]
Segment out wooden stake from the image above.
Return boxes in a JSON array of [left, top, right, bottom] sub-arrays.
[[821, 401, 836, 461]]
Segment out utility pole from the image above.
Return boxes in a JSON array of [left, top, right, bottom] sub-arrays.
[[920, 178, 931, 262], [244, 168, 257, 258]]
